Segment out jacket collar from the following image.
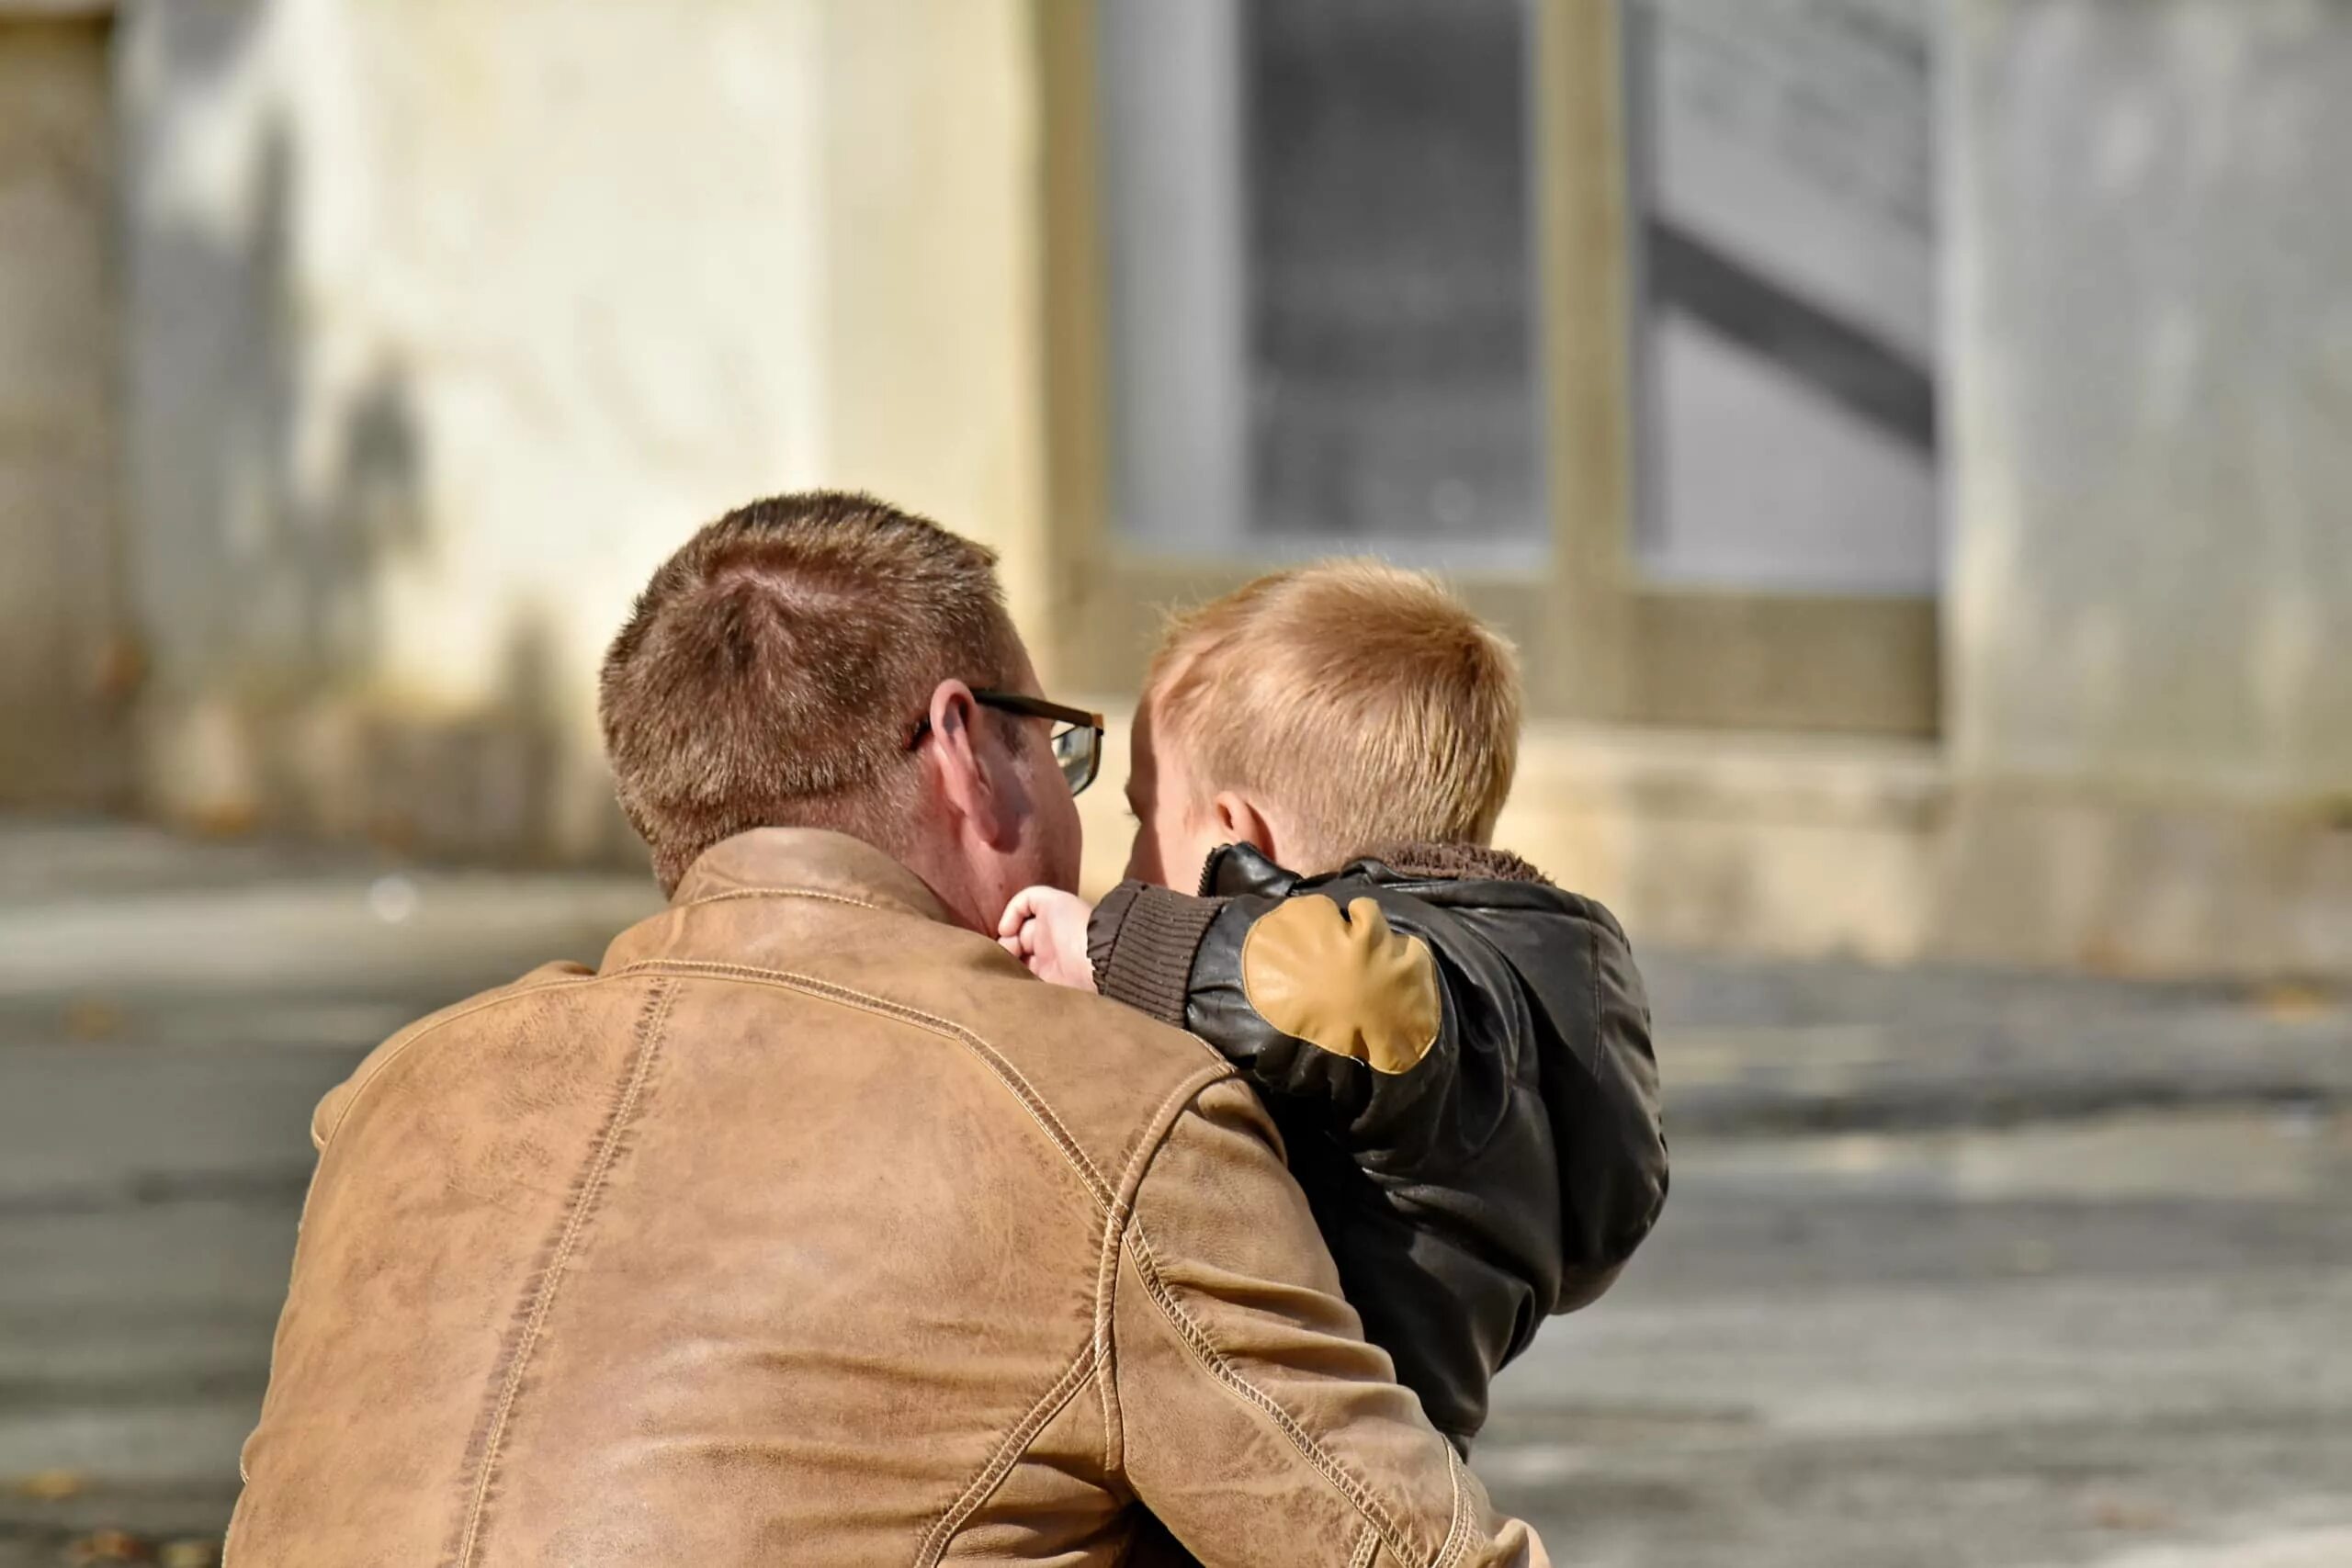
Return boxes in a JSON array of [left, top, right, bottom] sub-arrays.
[[665, 828, 950, 925]]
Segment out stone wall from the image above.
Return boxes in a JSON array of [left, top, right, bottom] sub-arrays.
[[0, 14, 124, 807]]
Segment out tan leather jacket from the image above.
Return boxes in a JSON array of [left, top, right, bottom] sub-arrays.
[[227, 829, 1547, 1566]]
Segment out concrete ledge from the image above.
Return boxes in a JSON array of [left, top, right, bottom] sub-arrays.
[[1512, 726, 2352, 981], [130, 690, 2352, 983], [1084, 709, 2352, 981], [1498, 725, 1948, 966], [1515, 723, 1950, 831]]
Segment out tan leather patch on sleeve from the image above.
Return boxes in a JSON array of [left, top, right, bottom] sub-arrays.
[[1238, 896, 1442, 1075]]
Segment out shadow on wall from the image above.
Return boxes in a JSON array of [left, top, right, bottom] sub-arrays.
[[119, 1, 629, 866], [0, 12, 133, 810]]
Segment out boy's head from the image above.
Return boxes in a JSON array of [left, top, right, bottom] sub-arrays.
[[1124, 560, 1521, 888]]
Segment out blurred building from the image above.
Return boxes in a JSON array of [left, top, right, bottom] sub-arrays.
[[2, 0, 2346, 977]]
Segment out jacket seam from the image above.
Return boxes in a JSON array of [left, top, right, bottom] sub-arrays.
[[1590, 925, 1602, 1091], [1094, 886, 1138, 999], [671, 885, 892, 914], [1124, 1224, 1441, 1568], [1434, 1445, 1471, 1568], [448, 976, 677, 1568], [315, 970, 609, 1148], [1094, 1062, 1233, 1477], [1351, 1519, 1385, 1568], [914, 1338, 1099, 1567], [616, 958, 1117, 1211]]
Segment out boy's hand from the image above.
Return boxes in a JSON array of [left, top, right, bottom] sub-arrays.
[[998, 887, 1100, 992]]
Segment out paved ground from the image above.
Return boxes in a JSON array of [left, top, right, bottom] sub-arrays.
[[1, 819, 2347, 1566]]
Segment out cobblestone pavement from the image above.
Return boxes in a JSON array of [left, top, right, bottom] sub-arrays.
[[2, 820, 2346, 1566]]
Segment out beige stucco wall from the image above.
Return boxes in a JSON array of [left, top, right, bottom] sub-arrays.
[[1934, 0, 2352, 976], [119, 0, 1046, 861], [0, 15, 123, 807], [1946, 0, 2352, 800]]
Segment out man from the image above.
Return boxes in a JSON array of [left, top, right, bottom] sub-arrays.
[[226, 491, 1547, 1565]]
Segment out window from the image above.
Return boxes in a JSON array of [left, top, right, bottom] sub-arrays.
[[1050, 0, 1941, 733], [1098, 0, 1544, 566]]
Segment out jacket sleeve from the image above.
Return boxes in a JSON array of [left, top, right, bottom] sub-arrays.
[[1093, 875, 1531, 1183], [1111, 1074, 1550, 1568]]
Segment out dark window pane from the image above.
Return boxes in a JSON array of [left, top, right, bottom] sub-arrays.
[[1243, 0, 1541, 551], [1099, 0, 1544, 564]]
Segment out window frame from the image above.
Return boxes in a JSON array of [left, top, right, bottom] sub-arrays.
[[1037, 0, 1939, 735]]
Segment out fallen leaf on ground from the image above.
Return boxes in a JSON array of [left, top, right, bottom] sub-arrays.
[[66, 1530, 151, 1563], [2087, 1496, 2177, 1531], [13, 1468, 87, 1500], [2251, 981, 2339, 1022], [62, 1001, 125, 1041]]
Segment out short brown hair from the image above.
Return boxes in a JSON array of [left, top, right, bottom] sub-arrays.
[[1144, 561, 1521, 873], [600, 491, 1019, 893]]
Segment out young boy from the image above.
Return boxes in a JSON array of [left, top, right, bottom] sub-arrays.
[[1001, 561, 1667, 1451]]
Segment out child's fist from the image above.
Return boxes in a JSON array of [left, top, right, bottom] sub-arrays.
[[997, 886, 1099, 992]]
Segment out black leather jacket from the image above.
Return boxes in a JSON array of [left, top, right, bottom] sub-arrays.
[[1087, 842, 1668, 1448]]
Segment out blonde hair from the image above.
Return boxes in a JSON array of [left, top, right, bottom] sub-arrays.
[[1143, 560, 1522, 873]]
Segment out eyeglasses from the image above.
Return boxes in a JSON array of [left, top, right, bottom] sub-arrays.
[[906, 689, 1106, 796]]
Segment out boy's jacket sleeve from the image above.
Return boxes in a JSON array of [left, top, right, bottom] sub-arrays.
[[1088, 845, 1668, 1445]]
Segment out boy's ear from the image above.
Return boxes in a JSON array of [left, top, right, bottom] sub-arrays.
[[1210, 790, 1281, 865]]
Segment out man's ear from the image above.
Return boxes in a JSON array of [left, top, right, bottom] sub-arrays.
[[923, 680, 1005, 841], [1210, 790, 1281, 864], [924, 678, 1035, 850]]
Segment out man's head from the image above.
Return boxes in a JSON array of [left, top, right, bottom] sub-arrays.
[[600, 491, 1081, 928], [1125, 560, 1521, 888]]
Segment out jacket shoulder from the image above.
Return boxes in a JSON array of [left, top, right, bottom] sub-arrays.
[[956, 968, 1238, 1180], [310, 960, 600, 1149], [672, 924, 1237, 1201]]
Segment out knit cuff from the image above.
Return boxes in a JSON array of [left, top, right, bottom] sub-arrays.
[[1088, 882, 1224, 1028]]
